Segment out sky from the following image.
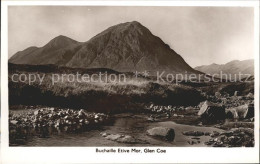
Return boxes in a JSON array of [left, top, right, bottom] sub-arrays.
[[8, 6, 254, 67]]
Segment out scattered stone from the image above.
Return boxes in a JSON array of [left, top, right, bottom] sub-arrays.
[[9, 107, 110, 145], [205, 127, 254, 147], [147, 127, 175, 141]]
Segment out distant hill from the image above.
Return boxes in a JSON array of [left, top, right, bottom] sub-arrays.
[[9, 21, 200, 75], [194, 59, 254, 78]]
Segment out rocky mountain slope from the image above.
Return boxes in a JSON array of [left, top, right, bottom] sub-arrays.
[[9, 21, 199, 75]]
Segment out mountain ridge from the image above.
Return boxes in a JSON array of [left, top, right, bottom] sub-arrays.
[[194, 59, 254, 76], [9, 21, 200, 74]]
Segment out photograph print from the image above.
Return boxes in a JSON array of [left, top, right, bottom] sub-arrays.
[[8, 6, 255, 147]]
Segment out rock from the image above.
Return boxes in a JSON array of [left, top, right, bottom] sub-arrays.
[[229, 96, 239, 102], [102, 133, 147, 144], [198, 101, 205, 108], [198, 101, 225, 120], [34, 110, 39, 115], [147, 127, 175, 141], [215, 92, 221, 98], [226, 104, 254, 119], [188, 141, 196, 145], [105, 134, 122, 141], [182, 131, 204, 136], [210, 131, 220, 137], [225, 108, 239, 119], [185, 106, 195, 111], [100, 132, 109, 137], [204, 132, 211, 136], [116, 135, 137, 143], [10, 120, 18, 125], [147, 117, 156, 122], [234, 91, 240, 96], [246, 93, 254, 99]]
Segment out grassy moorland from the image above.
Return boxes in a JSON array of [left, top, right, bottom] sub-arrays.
[[9, 63, 204, 113]]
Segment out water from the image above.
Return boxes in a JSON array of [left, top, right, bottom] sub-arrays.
[[11, 112, 223, 147]]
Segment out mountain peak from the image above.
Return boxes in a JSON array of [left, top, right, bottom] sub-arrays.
[[9, 22, 198, 74], [127, 21, 142, 26], [44, 35, 78, 49], [122, 21, 146, 29]]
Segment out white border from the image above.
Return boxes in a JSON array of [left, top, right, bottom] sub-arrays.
[[1, 1, 259, 163]]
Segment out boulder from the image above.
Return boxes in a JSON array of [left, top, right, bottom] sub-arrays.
[[105, 134, 122, 141], [198, 101, 225, 120], [198, 101, 205, 108], [10, 120, 18, 125], [215, 92, 222, 98], [102, 133, 148, 144], [147, 127, 175, 141], [234, 91, 240, 96], [246, 93, 254, 99], [225, 108, 239, 119], [226, 104, 254, 119], [185, 106, 196, 111], [116, 135, 137, 143]]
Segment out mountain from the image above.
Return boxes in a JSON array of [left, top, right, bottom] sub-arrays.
[[9, 35, 81, 65], [9, 21, 199, 74], [194, 59, 254, 77]]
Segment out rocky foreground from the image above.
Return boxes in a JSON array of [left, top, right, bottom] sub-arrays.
[[9, 90, 254, 147], [142, 90, 254, 147], [9, 108, 109, 145]]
